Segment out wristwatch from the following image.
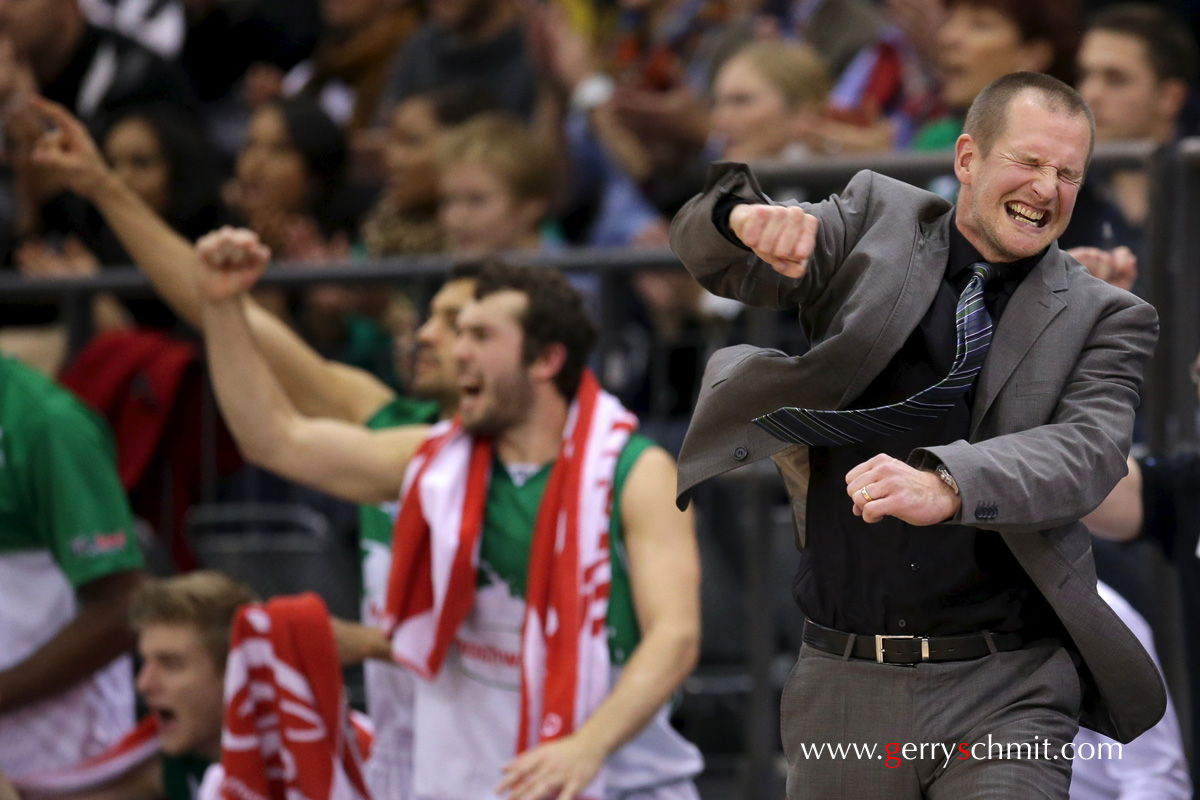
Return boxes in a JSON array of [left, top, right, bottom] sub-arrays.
[[933, 465, 960, 495]]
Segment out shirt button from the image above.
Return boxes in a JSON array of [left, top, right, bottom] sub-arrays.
[[910, 562, 920, 571], [897, 619, 907, 628], [733, 446, 748, 461]]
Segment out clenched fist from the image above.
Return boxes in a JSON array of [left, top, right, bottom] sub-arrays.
[[195, 226, 272, 303], [729, 203, 819, 279]]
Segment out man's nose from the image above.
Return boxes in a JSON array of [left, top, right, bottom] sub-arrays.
[[415, 319, 436, 344], [135, 664, 157, 694], [1030, 170, 1057, 200]]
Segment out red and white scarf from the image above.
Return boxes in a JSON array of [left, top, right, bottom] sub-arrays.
[[382, 371, 636, 798], [12, 716, 160, 797], [217, 593, 372, 800]]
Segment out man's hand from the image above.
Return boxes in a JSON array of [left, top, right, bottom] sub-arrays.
[[497, 734, 606, 800], [846, 454, 960, 525], [1066, 246, 1137, 292], [329, 617, 391, 665], [27, 96, 110, 198], [195, 226, 271, 302], [524, 0, 596, 97], [728, 204, 819, 279]]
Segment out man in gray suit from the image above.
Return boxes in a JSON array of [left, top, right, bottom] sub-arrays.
[[670, 72, 1166, 799]]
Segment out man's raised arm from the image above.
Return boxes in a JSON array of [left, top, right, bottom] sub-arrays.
[[29, 97, 395, 424], [197, 228, 426, 505], [669, 164, 875, 310]]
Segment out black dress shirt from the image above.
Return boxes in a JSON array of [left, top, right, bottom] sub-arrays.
[[796, 221, 1057, 636], [713, 198, 1061, 636]]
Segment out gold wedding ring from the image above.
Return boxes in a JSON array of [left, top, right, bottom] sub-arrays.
[[860, 487, 873, 503]]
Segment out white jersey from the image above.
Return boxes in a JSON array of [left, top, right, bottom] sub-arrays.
[[0, 553, 135, 776], [412, 573, 702, 800], [362, 537, 417, 800]]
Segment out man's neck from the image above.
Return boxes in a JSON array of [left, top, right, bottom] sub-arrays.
[[494, 394, 568, 465]]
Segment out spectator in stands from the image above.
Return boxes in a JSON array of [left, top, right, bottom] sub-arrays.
[[1068, 581, 1191, 800], [265, 0, 422, 132], [596, 40, 832, 422], [130, 573, 254, 781], [356, 85, 497, 383], [16, 106, 226, 332], [35, 572, 258, 800], [911, 0, 1082, 151], [435, 113, 562, 256], [226, 96, 384, 374], [1083, 346, 1200, 789], [0, 352, 144, 781], [531, 0, 716, 218], [376, 0, 538, 123], [229, 96, 354, 255], [793, 0, 950, 155], [360, 84, 500, 258], [0, 0, 197, 340], [0, 0, 195, 134], [709, 41, 831, 163], [1061, 4, 1197, 269]]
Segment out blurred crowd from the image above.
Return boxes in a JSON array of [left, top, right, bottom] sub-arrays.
[[2, 0, 1200, 797], [0, 0, 1193, 400]]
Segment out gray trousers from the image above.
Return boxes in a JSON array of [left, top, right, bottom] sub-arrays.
[[781, 640, 1082, 799]]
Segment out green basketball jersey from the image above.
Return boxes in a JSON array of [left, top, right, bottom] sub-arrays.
[[359, 396, 439, 623], [160, 753, 212, 800], [0, 355, 141, 582], [476, 433, 654, 665]]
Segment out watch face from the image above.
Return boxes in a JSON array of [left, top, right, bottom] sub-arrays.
[[936, 467, 959, 494]]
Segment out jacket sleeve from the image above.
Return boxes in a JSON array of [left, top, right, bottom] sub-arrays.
[[668, 163, 874, 311], [909, 297, 1159, 533]]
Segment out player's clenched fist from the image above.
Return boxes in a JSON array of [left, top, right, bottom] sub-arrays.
[[729, 203, 819, 279], [195, 226, 272, 303]]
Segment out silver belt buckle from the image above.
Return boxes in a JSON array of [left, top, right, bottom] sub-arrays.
[[875, 635, 930, 663]]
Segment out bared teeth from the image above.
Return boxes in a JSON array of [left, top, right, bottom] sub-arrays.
[[1006, 202, 1044, 223]]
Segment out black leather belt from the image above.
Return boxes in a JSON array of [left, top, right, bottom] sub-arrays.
[[802, 619, 1026, 665]]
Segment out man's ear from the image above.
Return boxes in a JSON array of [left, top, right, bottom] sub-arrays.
[[530, 341, 567, 385], [953, 133, 977, 186]]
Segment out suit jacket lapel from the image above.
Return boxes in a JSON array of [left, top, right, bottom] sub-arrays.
[[836, 210, 953, 408], [970, 246, 1069, 437]]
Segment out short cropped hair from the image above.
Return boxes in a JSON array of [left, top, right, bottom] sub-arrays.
[[129, 571, 256, 669], [1087, 4, 1198, 87], [964, 72, 1096, 165], [471, 260, 597, 401], [945, 0, 1083, 85], [436, 113, 560, 205]]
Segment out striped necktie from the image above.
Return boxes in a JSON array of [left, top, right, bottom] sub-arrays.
[[754, 262, 995, 446]]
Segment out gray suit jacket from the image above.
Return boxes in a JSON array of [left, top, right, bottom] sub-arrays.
[[669, 163, 1166, 743]]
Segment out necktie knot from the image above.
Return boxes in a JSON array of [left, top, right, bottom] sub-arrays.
[[971, 261, 993, 287]]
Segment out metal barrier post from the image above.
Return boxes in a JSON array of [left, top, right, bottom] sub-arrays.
[[1162, 140, 1200, 451]]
